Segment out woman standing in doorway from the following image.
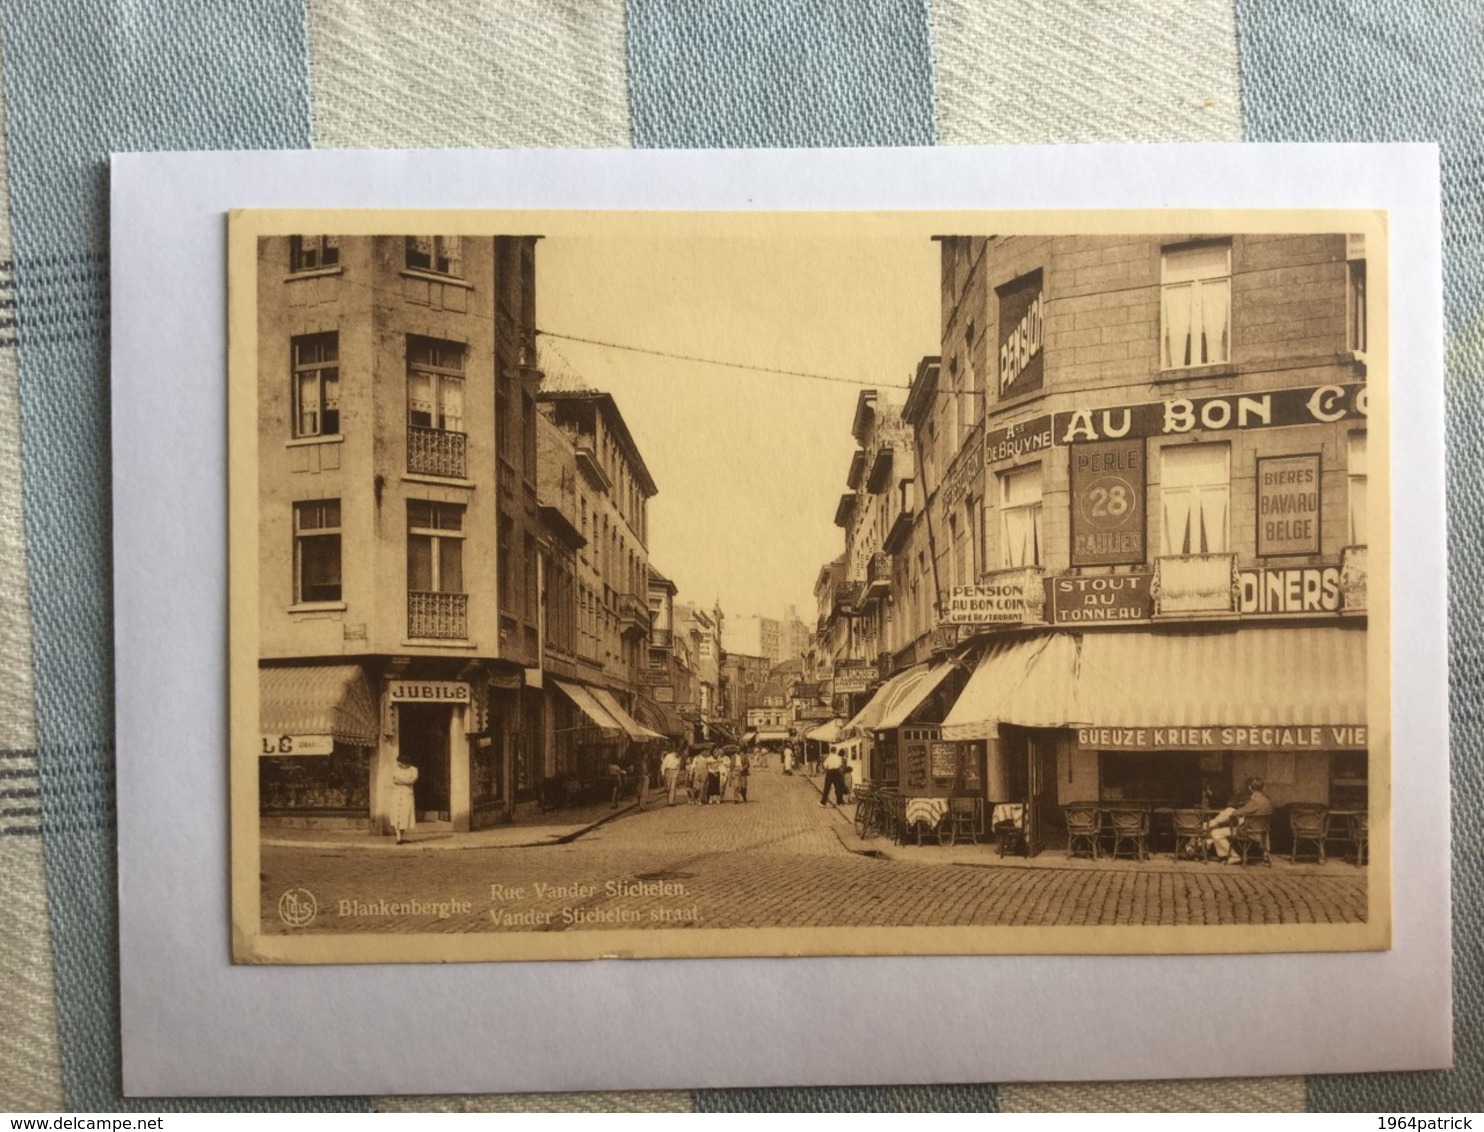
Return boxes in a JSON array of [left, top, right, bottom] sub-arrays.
[[390, 754, 419, 845]]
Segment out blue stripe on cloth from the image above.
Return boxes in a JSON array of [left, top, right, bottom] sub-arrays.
[[625, 0, 937, 148], [0, 0, 365, 1111], [695, 1085, 999, 1113], [1236, 0, 1483, 1109]]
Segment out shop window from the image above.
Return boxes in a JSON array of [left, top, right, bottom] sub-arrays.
[[999, 465, 1043, 568], [1348, 432, 1367, 546], [1161, 243, 1230, 369], [291, 332, 339, 438], [1330, 751, 1368, 808], [405, 235, 462, 276], [407, 501, 464, 594], [293, 499, 341, 604], [260, 746, 368, 812], [1161, 443, 1229, 555], [289, 235, 339, 272]]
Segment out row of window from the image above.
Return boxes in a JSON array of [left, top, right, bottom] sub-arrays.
[[289, 235, 464, 278], [295, 499, 467, 607], [934, 432, 1366, 588]]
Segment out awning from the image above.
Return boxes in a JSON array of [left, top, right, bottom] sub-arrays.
[[941, 626, 1366, 742], [805, 718, 846, 743], [634, 695, 687, 741], [754, 728, 790, 743], [259, 664, 378, 748], [707, 720, 736, 742], [590, 687, 665, 742], [741, 730, 758, 744], [553, 680, 623, 740], [845, 659, 957, 734]]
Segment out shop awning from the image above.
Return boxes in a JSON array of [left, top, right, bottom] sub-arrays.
[[706, 719, 736, 742], [590, 687, 665, 742], [741, 730, 758, 744], [553, 680, 623, 739], [805, 718, 845, 743], [754, 728, 790, 743], [259, 664, 378, 748], [845, 659, 958, 734], [634, 695, 686, 741], [941, 626, 1367, 741]]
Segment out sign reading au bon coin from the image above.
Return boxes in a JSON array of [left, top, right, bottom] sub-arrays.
[[945, 581, 1025, 624]]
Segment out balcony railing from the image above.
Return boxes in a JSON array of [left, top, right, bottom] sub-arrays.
[[650, 627, 673, 648], [407, 425, 467, 479], [972, 566, 1047, 625], [865, 551, 891, 599], [1153, 553, 1238, 616], [618, 592, 650, 637], [1340, 545, 1367, 612], [408, 591, 468, 640]]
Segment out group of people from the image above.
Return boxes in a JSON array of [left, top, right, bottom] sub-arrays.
[[661, 746, 750, 806]]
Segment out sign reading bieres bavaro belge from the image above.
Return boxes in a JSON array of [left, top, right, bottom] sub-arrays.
[[1256, 453, 1322, 555]]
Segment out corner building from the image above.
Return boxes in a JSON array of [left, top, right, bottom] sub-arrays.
[[850, 232, 1371, 853], [256, 234, 545, 834]]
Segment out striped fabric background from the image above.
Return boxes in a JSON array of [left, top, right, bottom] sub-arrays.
[[0, 0, 1478, 1112]]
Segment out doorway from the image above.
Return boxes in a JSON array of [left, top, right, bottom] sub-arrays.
[[399, 703, 452, 823]]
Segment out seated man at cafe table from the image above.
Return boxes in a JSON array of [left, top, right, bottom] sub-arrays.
[[1204, 776, 1275, 863]]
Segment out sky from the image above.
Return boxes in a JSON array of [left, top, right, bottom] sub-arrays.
[[536, 228, 941, 623]]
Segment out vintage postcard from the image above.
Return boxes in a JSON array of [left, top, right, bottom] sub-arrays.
[[228, 207, 1389, 965]]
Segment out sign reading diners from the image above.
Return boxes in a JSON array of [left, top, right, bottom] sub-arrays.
[[1078, 724, 1368, 750], [1044, 573, 1154, 624], [944, 581, 1025, 625], [1238, 565, 1342, 614], [832, 661, 875, 694], [260, 734, 334, 756], [1069, 439, 1146, 565], [1050, 383, 1367, 445], [1256, 453, 1322, 555], [387, 680, 470, 703]]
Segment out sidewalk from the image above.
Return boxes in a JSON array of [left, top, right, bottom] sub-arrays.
[[260, 795, 648, 853], [800, 775, 1365, 877]]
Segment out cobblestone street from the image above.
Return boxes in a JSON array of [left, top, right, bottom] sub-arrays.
[[261, 767, 1368, 936]]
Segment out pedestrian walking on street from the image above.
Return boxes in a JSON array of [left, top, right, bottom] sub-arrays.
[[716, 750, 732, 803], [705, 753, 722, 804], [688, 751, 709, 804], [635, 751, 653, 811], [782, 745, 794, 775], [819, 746, 847, 807], [735, 752, 751, 803], [661, 747, 682, 805], [608, 761, 627, 809], [389, 754, 419, 844]]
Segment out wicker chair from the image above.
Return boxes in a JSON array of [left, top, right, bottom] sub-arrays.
[[1348, 812, 1369, 865], [1230, 813, 1273, 866], [1063, 803, 1101, 860], [1172, 808, 1213, 862], [1288, 806, 1328, 864], [1106, 807, 1150, 861]]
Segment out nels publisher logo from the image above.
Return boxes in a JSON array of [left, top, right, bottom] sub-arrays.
[[278, 887, 318, 928]]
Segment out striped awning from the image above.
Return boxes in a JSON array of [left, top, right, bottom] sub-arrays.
[[941, 626, 1367, 741], [259, 664, 378, 747], [845, 659, 958, 734], [634, 694, 687, 741], [590, 687, 665, 742], [754, 728, 791, 742], [805, 718, 845, 743], [553, 680, 623, 740]]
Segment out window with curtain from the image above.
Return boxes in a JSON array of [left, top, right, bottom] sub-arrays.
[[999, 465, 1043, 568], [290, 235, 339, 272], [293, 499, 341, 604], [1160, 444, 1230, 554], [407, 501, 465, 594], [1348, 432, 1367, 546], [406, 336, 465, 432], [291, 332, 339, 438], [405, 235, 463, 276], [1162, 243, 1231, 369]]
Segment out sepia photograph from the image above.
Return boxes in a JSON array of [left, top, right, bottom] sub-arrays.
[[228, 209, 1388, 964]]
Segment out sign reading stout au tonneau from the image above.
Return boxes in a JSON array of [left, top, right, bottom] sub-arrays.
[[1078, 724, 1368, 751], [1044, 573, 1154, 624], [1051, 383, 1367, 445], [1256, 453, 1322, 556], [1238, 565, 1343, 614], [1069, 439, 1146, 565], [997, 270, 1044, 399], [832, 661, 875, 694], [945, 581, 1026, 624], [387, 680, 470, 703]]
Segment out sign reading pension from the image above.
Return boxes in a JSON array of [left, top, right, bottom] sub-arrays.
[[945, 581, 1026, 624], [1044, 573, 1154, 624], [1078, 724, 1368, 751], [1069, 439, 1146, 565], [1049, 383, 1367, 445], [1256, 453, 1322, 555]]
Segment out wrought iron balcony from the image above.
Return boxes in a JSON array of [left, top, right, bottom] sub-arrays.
[[1340, 545, 1367, 612], [618, 592, 650, 638], [865, 551, 892, 599], [649, 627, 674, 649], [406, 425, 467, 479], [1153, 553, 1238, 616], [866, 441, 895, 494], [407, 591, 468, 640]]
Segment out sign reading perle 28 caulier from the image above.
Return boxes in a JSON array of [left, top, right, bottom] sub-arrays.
[[1069, 439, 1146, 565]]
